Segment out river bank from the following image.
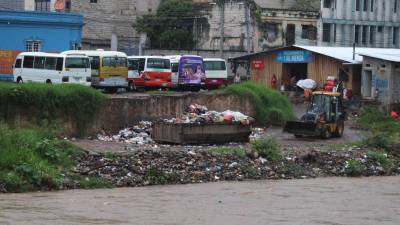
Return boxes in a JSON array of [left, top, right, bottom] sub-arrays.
[[67, 144, 400, 189]]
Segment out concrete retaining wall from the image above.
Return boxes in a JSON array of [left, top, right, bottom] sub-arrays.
[[1, 92, 255, 137], [90, 93, 255, 135]]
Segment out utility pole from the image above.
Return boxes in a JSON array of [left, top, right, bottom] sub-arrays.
[[245, 1, 251, 54], [219, 0, 225, 58], [194, 16, 198, 55]]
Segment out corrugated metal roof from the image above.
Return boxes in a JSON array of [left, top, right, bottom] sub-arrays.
[[295, 45, 400, 64], [358, 52, 400, 62], [230, 45, 400, 64]]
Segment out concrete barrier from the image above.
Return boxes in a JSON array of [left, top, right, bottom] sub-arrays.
[[1, 92, 255, 137]]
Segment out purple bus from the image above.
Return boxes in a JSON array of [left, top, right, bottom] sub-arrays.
[[178, 55, 205, 90]]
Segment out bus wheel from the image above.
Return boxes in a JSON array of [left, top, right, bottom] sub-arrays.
[[16, 77, 23, 84], [46, 79, 52, 84]]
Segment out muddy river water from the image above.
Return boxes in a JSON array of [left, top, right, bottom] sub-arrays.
[[1, 177, 400, 225]]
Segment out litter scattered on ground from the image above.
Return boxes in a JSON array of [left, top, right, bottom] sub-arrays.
[[97, 121, 153, 145], [250, 127, 266, 140], [162, 104, 254, 125]]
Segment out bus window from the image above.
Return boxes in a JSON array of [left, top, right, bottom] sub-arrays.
[[34, 57, 45, 69], [65, 58, 89, 68], [171, 63, 179, 73], [45, 57, 57, 70], [56, 58, 64, 71], [15, 59, 22, 68], [117, 57, 127, 67], [147, 58, 170, 69], [205, 61, 226, 71], [102, 57, 112, 67], [23, 56, 34, 68], [89, 56, 100, 70]]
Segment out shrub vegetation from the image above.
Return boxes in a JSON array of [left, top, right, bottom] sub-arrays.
[[0, 126, 82, 192], [251, 137, 281, 161], [0, 82, 106, 136], [223, 81, 295, 125]]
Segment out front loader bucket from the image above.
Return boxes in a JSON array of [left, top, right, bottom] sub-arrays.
[[283, 121, 319, 136]]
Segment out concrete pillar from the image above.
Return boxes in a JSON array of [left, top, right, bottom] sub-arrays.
[[111, 33, 118, 51]]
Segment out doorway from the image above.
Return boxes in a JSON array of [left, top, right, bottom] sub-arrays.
[[282, 63, 308, 81], [363, 70, 372, 98]]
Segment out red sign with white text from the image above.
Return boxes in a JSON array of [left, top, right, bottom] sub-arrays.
[[251, 59, 264, 70]]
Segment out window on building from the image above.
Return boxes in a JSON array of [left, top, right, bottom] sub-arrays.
[[301, 25, 317, 40], [370, 0, 374, 12], [35, 0, 50, 11], [362, 26, 367, 44], [355, 25, 360, 44], [378, 26, 383, 32], [356, 0, 360, 11], [393, 27, 399, 45], [323, 0, 332, 8], [286, 24, 296, 45], [323, 23, 331, 42], [370, 26, 375, 44], [395, 0, 398, 13], [25, 41, 41, 52], [363, 0, 367, 11], [333, 24, 337, 43], [90, 0, 98, 3], [65, 0, 71, 12]]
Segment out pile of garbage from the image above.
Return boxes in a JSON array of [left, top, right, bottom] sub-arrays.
[[163, 104, 254, 125], [97, 121, 153, 145], [73, 147, 400, 189]]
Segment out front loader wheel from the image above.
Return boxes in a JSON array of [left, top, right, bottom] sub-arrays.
[[321, 126, 331, 139], [333, 119, 344, 137]]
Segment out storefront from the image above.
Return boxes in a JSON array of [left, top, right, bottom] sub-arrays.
[[0, 10, 83, 80], [231, 45, 363, 96]]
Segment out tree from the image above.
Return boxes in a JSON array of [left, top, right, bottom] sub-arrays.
[[136, 0, 195, 50]]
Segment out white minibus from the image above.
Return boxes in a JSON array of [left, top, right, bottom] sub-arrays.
[[13, 52, 91, 85], [204, 58, 228, 88]]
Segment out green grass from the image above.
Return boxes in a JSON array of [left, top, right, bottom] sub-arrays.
[[0, 82, 106, 136], [209, 147, 247, 158], [367, 151, 394, 170], [0, 126, 82, 192], [251, 137, 281, 161], [345, 160, 365, 177], [357, 107, 400, 148], [357, 107, 400, 134], [223, 81, 295, 125]]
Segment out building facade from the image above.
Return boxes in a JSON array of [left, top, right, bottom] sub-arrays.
[[319, 0, 400, 48], [361, 53, 400, 110], [0, 0, 72, 12], [0, 10, 83, 80], [70, 0, 160, 53]]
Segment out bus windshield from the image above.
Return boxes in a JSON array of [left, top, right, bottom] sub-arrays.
[[147, 58, 171, 70], [205, 61, 226, 71], [128, 59, 139, 70], [65, 58, 90, 69]]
